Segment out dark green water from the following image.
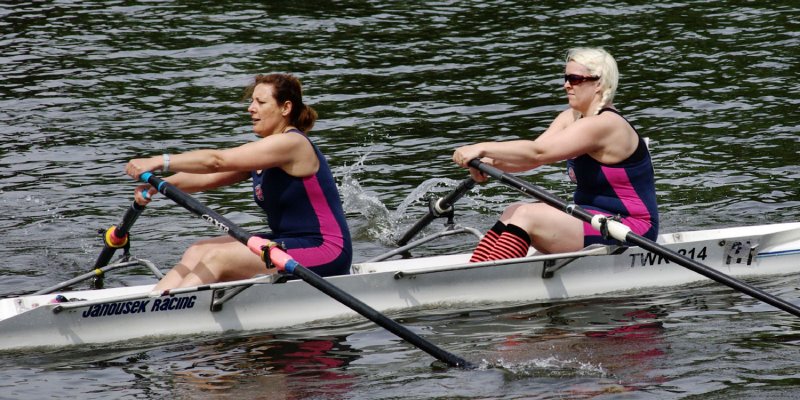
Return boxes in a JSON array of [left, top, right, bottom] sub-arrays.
[[1, 1, 798, 398]]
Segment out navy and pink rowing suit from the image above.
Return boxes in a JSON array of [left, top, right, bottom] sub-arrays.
[[567, 108, 659, 246], [251, 129, 352, 276]]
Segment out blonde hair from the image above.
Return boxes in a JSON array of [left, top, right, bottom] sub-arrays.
[[566, 47, 618, 115]]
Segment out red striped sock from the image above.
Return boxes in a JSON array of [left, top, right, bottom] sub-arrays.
[[486, 223, 531, 261], [469, 221, 507, 263]]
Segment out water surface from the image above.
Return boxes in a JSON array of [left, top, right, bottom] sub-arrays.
[[1, 1, 798, 398]]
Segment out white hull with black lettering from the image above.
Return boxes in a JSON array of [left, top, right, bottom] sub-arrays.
[[0, 222, 799, 351]]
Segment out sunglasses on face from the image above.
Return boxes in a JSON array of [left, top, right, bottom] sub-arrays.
[[564, 74, 600, 86]]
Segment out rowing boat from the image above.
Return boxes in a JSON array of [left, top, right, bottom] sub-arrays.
[[1, 220, 799, 351]]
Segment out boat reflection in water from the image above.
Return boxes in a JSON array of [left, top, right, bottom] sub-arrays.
[[482, 302, 670, 396], [169, 334, 359, 399]]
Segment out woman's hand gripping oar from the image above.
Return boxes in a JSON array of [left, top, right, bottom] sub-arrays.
[[139, 171, 475, 369], [467, 158, 800, 319]]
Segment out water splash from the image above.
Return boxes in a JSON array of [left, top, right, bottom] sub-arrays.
[[483, 356, 608, 378], [335, 153, 467, 246]]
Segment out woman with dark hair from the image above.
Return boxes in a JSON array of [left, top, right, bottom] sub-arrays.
[[453, 48, 658, 261], [126, 73, 352, 291]]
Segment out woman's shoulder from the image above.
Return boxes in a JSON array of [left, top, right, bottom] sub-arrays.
[[549, 108, 579, 130], [261, 130, 311, 146], [556, 108, 580, 121], [247, 130, 317, 162], [588, 107, 629, 128]]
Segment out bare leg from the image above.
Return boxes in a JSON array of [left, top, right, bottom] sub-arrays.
[[499, 202, 584, 254], [175, 238, 273, 288], [152, 263, 193, 291], [153, 236, 275, 291]]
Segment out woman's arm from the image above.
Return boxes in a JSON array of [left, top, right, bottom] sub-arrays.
[[133, 170, 250, 205], [454, 109, 618, 172], [164, 171, 251, 193], [126, 133, 318, 181]]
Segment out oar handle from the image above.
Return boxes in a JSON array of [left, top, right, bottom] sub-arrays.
[[396, 177, 476, 246], [467, 158, 800, 319], [140, 171, 474, 368]]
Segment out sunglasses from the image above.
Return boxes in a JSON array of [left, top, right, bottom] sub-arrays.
[[564, 74, 600, 86]]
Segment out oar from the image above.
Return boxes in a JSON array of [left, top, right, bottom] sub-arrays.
[[396, 177, 476, 246], [467, 158, 800, 318], [90, 201, 146, 288], [139, 171, 474, 369]]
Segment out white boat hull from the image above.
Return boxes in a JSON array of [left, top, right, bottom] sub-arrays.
[[1, 222, 799, 351]]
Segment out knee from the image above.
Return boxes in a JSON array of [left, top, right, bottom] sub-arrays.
[[500, 202, 525, 219], [179, 247, 228, 282], [180, 244, 225, 270], [197, 247, 227, 270], [179, 243, 207, 267], [502, 203, 539, 223]]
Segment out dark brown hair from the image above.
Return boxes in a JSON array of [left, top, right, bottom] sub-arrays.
[[245, 73, 318, 132]]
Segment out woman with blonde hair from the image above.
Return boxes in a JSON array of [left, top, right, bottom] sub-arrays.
[[453, 48, 658, 261]]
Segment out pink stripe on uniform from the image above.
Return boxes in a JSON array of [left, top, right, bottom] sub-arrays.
[[583, 167, 653, 238], [283, 175, 345, 266]]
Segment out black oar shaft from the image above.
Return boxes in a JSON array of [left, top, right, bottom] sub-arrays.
[[397, 177, 476, 246], [141, 172, 474, 368], [289, 263, 473, 368], [468, 159, 800, 318], [626, 235, 800, 317], [436, 177, 477, 213], [397, 214, 436, 246], [92, 201, 145, 269], [143, 174, 251, 244]]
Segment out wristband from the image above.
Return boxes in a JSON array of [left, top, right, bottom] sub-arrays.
[[162, 154, 170, 172]]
